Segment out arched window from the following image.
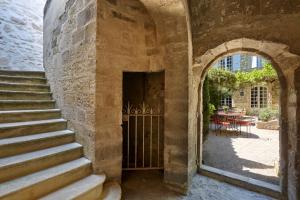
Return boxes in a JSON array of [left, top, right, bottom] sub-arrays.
[[251, 86, 268, 108]]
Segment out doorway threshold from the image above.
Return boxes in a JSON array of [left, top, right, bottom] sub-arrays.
[[199, 165, 281, 199]]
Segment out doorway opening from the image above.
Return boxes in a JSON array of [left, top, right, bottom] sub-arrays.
[[122, 72, 165, 171], [199, 52, 281, 195]]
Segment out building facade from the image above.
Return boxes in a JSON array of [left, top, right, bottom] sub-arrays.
[[216, 54, 279, 112]]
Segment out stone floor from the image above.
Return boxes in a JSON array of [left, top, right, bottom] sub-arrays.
[[121, 170, 274, 200], [203, 124, 279, 184]]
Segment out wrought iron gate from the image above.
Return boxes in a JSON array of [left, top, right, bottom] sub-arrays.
[[122, 102, 163, 170]]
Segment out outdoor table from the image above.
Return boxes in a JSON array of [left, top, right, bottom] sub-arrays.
[[214, 112, 243, 133]]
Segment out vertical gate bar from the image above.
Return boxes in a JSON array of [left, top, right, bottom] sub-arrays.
[[135, 113, 137, 168], [157, 115, 160, 168], [150, 113, 153, 167], [127, 114, 130, 168], [142, 111, 145, 168]]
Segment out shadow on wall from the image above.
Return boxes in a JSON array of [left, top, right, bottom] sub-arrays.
[[203, 131, 279, 185]]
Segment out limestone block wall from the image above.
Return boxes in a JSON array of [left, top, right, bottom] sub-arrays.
[[95, 0, 190, 192], [188, 1, 300, 197], [0, 0, 46, 71], [232, 83, 280, 112], [44, 0, 190, 192], [95, 0, 161, 180], [44, 0, 97, 163]]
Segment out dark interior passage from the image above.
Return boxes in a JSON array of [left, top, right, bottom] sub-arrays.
[[122, 72, 165, 170]]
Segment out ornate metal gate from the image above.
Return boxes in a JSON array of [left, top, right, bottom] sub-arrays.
[[122, 102, 163, 170]]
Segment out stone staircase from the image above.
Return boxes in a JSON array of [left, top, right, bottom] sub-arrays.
[[0, 70, 121, 200]]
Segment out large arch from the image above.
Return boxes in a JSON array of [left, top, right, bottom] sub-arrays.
[[190, 38, 300, 199]]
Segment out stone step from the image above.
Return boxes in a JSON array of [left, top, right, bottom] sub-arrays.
[[0, 100, 55, 110], [0, 75, 47, 85], [0, 90, 52, 100], [0, 70, 45, 78], [0, 158, 92, 200], [0, 109, 61, 123], [0, 143, 83, 183], [100, 181, 122, 200], [40, 174, 106, 200], [0, 130, 75, 158], [0, 119, 67, 139], [0, 82, 50, 92]]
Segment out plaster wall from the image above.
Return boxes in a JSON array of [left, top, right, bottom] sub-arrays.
[[0, 0, 46, 71]]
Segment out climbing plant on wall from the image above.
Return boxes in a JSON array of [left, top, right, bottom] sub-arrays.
[[207, 68, 237, 108], [206, 63, 278, 109], [235, 63, 278, 87]]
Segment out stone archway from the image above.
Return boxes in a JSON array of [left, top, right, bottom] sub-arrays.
[[190, 38, 300, 198]]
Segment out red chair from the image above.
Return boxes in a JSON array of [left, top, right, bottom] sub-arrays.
[[236, 119, 252, 137], [212, 115, 231, 135]]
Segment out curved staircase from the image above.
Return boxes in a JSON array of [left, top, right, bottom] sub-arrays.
[[0, 70, 121, 200]]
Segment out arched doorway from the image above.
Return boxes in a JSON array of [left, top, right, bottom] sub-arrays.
[[191, 38, 300, 199], [201, 52, 281, 183]]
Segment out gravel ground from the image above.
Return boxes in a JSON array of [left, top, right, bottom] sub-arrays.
[[203, 124, 279, 184]]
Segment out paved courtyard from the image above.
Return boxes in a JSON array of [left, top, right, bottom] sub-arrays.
[[122, 171, 274, 200], [203, 125, 280, 184]]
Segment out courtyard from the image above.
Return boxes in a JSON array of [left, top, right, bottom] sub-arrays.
[[0, 0, 300, 199], [203, 126, 279, 185]]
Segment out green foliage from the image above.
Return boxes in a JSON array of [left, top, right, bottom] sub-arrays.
[[258, 108, 279, 122], [209, 103, 216, 116], [236, 63, 278, 87], [206, 63, 278, 110], [246, 108, 260, 116], [207, 68, 237, 108], [202, 78, 210, 141]]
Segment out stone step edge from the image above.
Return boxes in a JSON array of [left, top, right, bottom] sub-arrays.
[[200, 165, 281, 199], [101, 181, 122, 200], [0, 118, 67, 129], [0, 82, 49, 87], [0, 90, 52, 95], [0, 70, 45, 75], [0, 100, 55, 103], [0, 109, 60, 114], [0, 130, 74, 147], [0, 143, 82, 170], [0, 158, 91, 197], [0, 75, 47, 81], [40, 174, 106, 200]]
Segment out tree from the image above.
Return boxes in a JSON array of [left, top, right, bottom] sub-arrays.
[[207, 68, 237, 109]]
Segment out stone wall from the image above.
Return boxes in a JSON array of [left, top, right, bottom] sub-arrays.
[[232, 82, 280, 112], [95, 0, 190, 192], [44, 0, 190, 193], [44, 0, 97, 163], [188, 2, 300, 199], [0, 0, 46, 71]]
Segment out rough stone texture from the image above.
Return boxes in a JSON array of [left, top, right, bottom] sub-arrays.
[[232, 83, 279, 112], [95, 0, 190, 192], [188, 2, 300, 199], [43, 0, 97, 164], [43, 0, 300, 198], [190, 38, 300, 200], [256, 120, 279, 130], [44, 0, 190, 193], [0, 0, 46, 71]]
